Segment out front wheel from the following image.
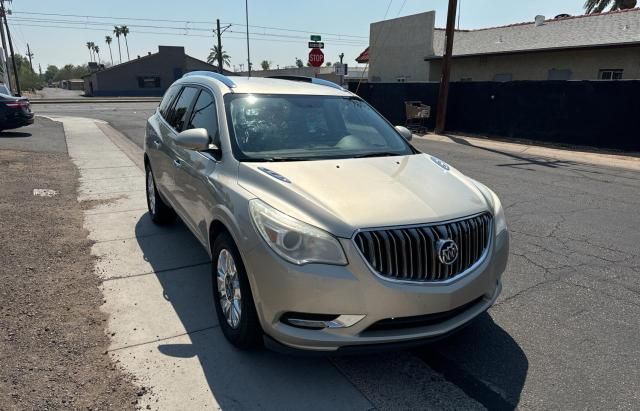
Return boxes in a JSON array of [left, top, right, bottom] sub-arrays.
[[212, 232, 262, 349], [145, 163, 175, 224]]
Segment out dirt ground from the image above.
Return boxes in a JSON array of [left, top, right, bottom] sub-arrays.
[[0, 149, 140, 410]]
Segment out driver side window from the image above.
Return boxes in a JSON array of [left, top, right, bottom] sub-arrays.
[[187, 90, 220, 146]]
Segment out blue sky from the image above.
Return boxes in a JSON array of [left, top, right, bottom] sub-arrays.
[[8, 0, 587, 71]]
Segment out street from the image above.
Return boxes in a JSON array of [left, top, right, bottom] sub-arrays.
[[25, 102, 640, 409]]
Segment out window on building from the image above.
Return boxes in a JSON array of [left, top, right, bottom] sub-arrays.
[[493, 73, 513, 82], [548, 69, 572, 81], [137, 76, 161, 88], [460, 77, 473, 82], [168, 87, 199, 131], [599, 69, 623, 80], [187, 91, 220, 146]]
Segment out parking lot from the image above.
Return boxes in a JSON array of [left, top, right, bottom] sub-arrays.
[[7, 102, 640, 409]]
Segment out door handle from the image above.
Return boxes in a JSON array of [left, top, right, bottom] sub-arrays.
[[153, 139, 161, 148], [173, 159, 182, 168]]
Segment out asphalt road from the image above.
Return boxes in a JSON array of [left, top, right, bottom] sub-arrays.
[[35, 102, 640, 409]]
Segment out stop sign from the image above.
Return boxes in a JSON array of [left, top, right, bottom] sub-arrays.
[[308, 48, 324, 67]]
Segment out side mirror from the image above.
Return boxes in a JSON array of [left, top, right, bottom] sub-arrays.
[[175, 128, 210, 151], [395, 126, 413, 141]]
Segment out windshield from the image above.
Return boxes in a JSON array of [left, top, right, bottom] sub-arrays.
[[224, 94, 413, 161]]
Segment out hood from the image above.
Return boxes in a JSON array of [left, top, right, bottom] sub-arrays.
[[238, 153, 489, 238]]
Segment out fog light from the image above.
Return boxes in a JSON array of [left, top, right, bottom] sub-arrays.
[[281, 312, 366, 329]]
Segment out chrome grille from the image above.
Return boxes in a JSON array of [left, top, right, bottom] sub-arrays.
[[354, 213, 493, 282]]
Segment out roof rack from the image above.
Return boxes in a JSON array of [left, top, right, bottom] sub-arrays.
[[183, 71, 237, 88], [266, 75, 346, 91]]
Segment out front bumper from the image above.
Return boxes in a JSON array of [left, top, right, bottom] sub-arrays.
[[242, 229, 509, 352]]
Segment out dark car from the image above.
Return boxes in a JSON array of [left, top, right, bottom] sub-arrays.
[[0, 93, 34, 132]]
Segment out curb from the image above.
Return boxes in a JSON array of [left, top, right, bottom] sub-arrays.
[[416, 133, 640, 172]]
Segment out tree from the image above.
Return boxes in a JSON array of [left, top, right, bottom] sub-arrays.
[[295, 58, 303, 68], [86, 42, 94, 62], [93, 45, 101, 63], [120, 25, 131, 61], [584, 0, 637, 13], [105, 36, 114, 65], [13, 54, 43, 90], [207, 45, 231, 67], [325, 61, 332, 67], [53, 64, 89, 82], [44, 65, 59, 83], [113, 26, 122, 63], [260, 60, 271, 70]]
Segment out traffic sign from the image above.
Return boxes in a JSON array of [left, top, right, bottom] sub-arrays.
[[335, 63, 348, 76], [308, 48, 324, 67], [310, 35, 321, 41], [308, 41, 324, 49]]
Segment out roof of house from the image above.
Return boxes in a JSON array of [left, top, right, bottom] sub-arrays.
[[429, 8, 640, 59], [355, 47, 369, 63]]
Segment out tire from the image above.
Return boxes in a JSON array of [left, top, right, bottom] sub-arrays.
[[212, 232, 262, 349], [145, 163, 176, 224]]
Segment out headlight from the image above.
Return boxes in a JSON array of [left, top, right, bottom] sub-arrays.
[[249, 200, 347, 266], [489, 189, 507, 234]]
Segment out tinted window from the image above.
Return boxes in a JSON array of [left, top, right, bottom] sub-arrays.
[[187, 91, 219, 145], [159, 85, 180, 119], [169, 87, 199, 131]]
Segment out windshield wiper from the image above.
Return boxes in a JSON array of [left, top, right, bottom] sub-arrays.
[[353, 152, 402, 159]]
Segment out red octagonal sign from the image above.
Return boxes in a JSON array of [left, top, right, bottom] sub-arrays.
[[308, 48, 324, 67]]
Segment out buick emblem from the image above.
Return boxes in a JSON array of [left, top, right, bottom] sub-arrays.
[[437, 239, 459, 265]]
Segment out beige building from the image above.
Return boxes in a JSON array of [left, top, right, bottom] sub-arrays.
[[368, 11, 435, 82], [362, 8, 640, 82]]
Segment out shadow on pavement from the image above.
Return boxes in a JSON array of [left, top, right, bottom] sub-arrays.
[[0, 131, 32, 138], [134, 214, 527, 409], [134, 215, 372, 410], [415, 313, 528, 410], [444, 134, 578, 170]]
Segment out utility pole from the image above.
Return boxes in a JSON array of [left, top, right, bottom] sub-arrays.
[[26, 43, 33, 71], [245, 0, 251, 77], [0, 0, 12, 93], [434, 0, 458, 134], [1, 0, 19, 95], [216, 19, 223, 74], [38, 63, 41, 76], [213, 20, 231, 74]]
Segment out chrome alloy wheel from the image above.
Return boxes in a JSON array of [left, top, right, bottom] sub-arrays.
[[146, 170, 156, 215], [217, 249, 242, 329]]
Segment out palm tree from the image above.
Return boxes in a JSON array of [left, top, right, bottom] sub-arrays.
[[207, 45, 231, 67], [113, 26, 122, 64], [105, 36, 114, 65], [120, 25, 131, 61], [93, 45, 101, 63], [86, 42, 94, 61], [584, 0, 637, 13]]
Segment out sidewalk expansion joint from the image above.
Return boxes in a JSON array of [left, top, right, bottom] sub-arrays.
[[100, 261, 211, 283], [84, 207, 148, 216], [107, 325, 219, 353]]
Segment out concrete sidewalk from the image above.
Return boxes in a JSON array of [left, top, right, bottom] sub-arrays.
[[419, 133, 640, 172], [57, 116, 482, 410]]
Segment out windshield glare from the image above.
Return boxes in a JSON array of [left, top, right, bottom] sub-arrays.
[[225, 94, 413, 161]]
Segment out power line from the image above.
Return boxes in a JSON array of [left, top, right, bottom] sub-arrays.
[[12, 10, 368, 39], [9, 23, 367, 46], [9, 17, 366, 45]]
